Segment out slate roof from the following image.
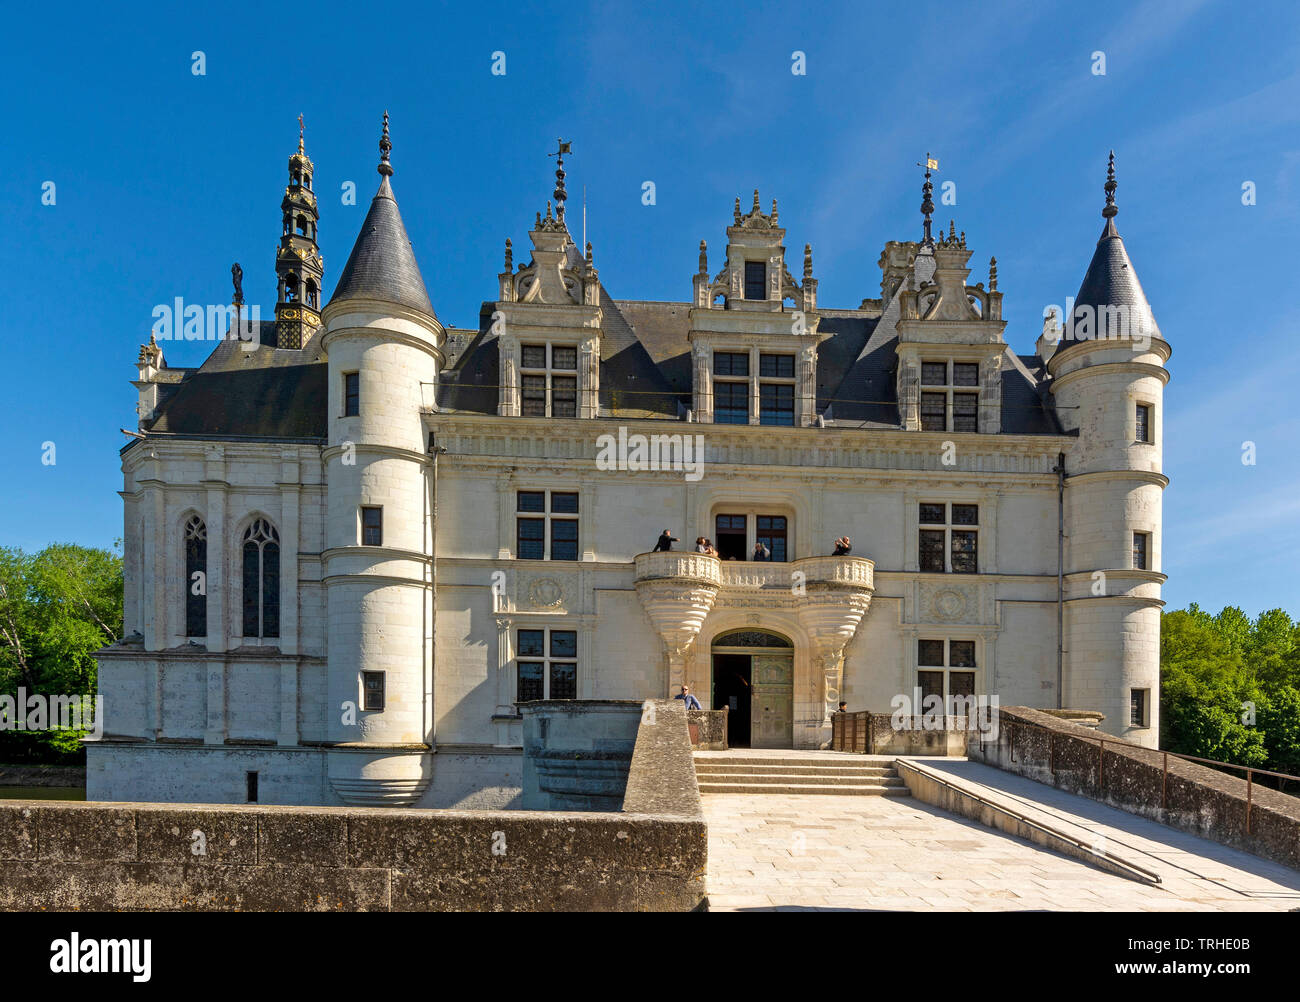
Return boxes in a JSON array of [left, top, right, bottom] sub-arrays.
[[328, 176, 435, 318]]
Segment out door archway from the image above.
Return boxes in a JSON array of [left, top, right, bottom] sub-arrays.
[[710, 630, 794, 749]]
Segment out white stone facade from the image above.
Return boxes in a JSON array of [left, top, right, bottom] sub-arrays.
[[89, 152, 1168, 807]]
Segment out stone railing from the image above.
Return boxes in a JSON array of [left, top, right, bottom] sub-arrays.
[[0, 700, 708, 912], [633, 550, 721, 586], [970, 706, 1300, 872], [688, 708, 728, 750]]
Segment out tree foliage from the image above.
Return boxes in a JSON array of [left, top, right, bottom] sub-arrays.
[[1161, 603, 1300, 781], [0, 543, 123, 763]]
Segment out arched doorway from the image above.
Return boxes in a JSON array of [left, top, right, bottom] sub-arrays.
[[711, 630, 794, 749]]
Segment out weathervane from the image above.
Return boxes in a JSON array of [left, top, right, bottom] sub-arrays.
[[549, 138, 572, 220], [916, 153, 939, 246], [298, 113, 305, 153]]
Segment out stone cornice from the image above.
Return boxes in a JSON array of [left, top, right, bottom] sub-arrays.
[[1048, 334, 1172, 374], [1066, 469, 1168, 488], [1050, 359, 1171, 392]]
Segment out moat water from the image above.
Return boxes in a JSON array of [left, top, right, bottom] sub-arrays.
[[0, 786, 84, 800]]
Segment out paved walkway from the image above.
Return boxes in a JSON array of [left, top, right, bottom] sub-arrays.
[[702, 759, 1300, 911]]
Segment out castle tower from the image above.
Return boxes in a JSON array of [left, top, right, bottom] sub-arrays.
[[275, 117, 325, 349], [1049, 153, 1170, 748], [319, 113, 445, 804]]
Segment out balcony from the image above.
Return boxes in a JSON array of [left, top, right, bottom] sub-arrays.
[[633, 551, 872, 593]]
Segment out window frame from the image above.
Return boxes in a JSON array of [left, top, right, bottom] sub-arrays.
[[183, 514, 207, 638], [918, 360, 981, 432], [1135, 402, 1152, 444], [1132, 531, 1150, 571], [361, 505, 383, 547], [516, 627, 579, 701], [362, 670, 386, 711], [918, 503, 979, 574], [515, 490, 579, 561], [241, 518, 280, 639], [519, 342, 579, 418], [916, 638, 980, 709], [743, 260, 767, 300], [1130, 687, 1149, 727]]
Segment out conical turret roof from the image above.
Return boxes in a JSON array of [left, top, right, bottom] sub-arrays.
[[1064, 153, 1160, 350], [328, 114, 435, 318]]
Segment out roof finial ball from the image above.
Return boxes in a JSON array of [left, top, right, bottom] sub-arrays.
[[378, 110, 393, 177], [1102, 149, 1117, 219]]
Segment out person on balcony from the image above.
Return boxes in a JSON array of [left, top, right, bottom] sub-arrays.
[[653, 529, 679, 552], [695, 536, 709, 553], [832, 536, 852, 555], [704, 539, 718, 557], [752, 541, 770, 561], [675, 684, 702, 710]]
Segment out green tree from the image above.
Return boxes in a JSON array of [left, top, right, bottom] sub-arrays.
[[0, 543, 122, 763]]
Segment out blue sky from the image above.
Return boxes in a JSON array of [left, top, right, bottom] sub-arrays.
[[1, 0, 1297, 617]]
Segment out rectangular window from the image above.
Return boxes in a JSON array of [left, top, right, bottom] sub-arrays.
[[246, 771, 259, 804], [919, 503, 978, 574], [919, 530, 947, 572], [713, 352, 749, 377], [953, 393, 979, 432], [1130, 688, 1148, 727], [1136, 404, 1151, 443], [551, 376, 577, 418], [918, 671, 944, 704], [756, 515, 788, 562], [343, 372, 360, 417], [361, 506, 383, 547], [516, 491, 579, 560], [949, 641, 977, 667], [953, 363, 980, 387], [716, 514, 747, 561], [521, 344, 547, 369], [552, 346, 577, 370], [521, 374, 547, 416], [715, 381, 749, 424], [1133, 532, 1149, 570], [517, 628, 578, 701], [920, 392, 947, 431], [744, 261, 766, 300], [362, 671, 385, 711], [760, 383, 794, 426]]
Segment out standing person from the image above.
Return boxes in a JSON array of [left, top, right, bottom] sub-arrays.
[[675, 684, 702, 710], [752, 541, 770, 562], [653, 529, 679, 552], [833, 536, 852, 555], [695, 536, 709, 553]]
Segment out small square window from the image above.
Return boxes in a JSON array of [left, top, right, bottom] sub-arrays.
[[949, 672, 976, 699], [949, 641, 977, 667], [518, 629, 545, 657], [550, 631, 577, 658], [521, 344, 547, 368], [918, 639, 945, 666], [363, 671, 385, 711], [551, 492, 579, 514], [759, 353, 794, 378], [918, 671, 944, 703], [919, 504, 947, 524], [517, 491, 546, 512], [952, 363, 980, 387], [361, 506, 383, 547], [921, 362, 947, 386], [713, 352, 749, 377], [952, 504, 979, 525], [552, 346, 577, 370]]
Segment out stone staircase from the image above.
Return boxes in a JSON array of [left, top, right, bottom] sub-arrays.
[[693, 753, 908, 796]]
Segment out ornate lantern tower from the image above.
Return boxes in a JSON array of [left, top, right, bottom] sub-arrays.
[[274, 116, 324, 349]]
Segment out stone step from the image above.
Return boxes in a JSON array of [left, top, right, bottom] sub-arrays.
[[691, 769, 894, 784], [696, 770, 905, 787], [698, 781, 910, 796], [693, 756, 884, 768]]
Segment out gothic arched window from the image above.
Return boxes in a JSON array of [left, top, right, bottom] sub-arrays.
[[242, 519, 280, 639], [184, 515, 207, 637]]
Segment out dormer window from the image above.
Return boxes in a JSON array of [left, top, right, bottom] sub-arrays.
[[920, 360, 980, 432], [744, 261, 766, 300], [520, 343, 577, 418]]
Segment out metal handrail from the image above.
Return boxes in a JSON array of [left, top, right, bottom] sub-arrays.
[[991, 715, 1300, 837]]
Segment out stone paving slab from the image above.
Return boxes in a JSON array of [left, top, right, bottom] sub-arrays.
[[702, 787, 1300, 912]]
